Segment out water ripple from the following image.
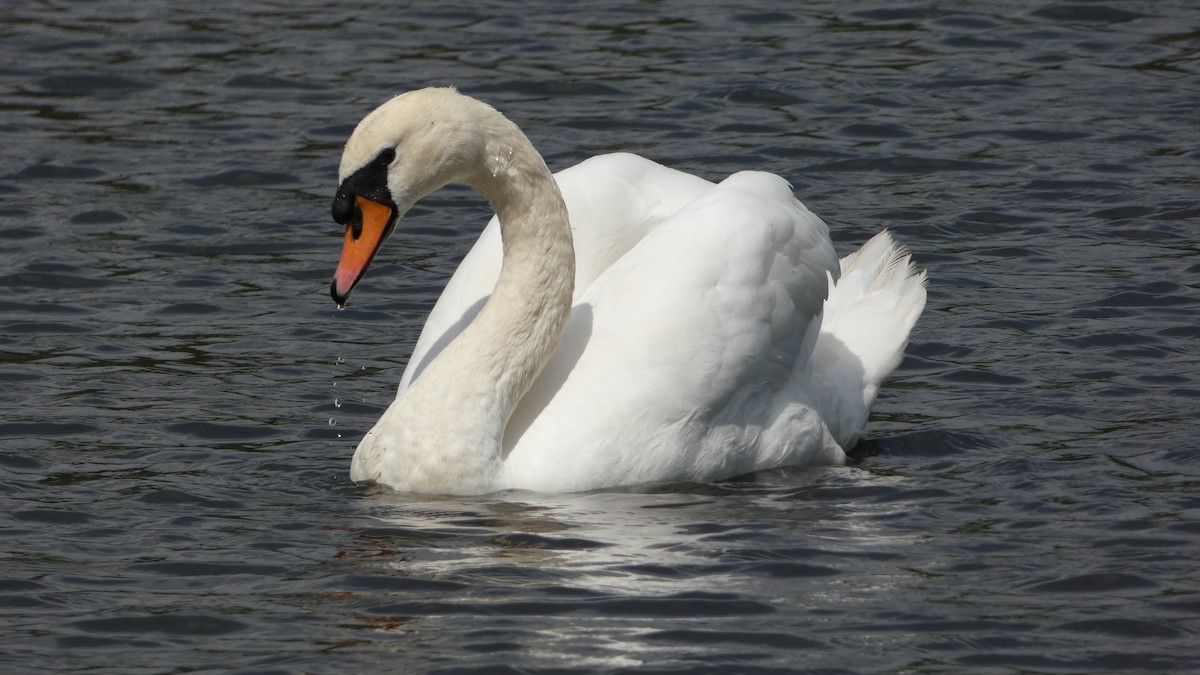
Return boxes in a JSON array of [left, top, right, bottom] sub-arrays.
[[1, 0, 1198, 671]]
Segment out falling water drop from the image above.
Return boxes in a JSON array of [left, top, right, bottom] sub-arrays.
[[331, 356, 346, 435]]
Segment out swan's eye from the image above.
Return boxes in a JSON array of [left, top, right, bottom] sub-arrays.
[[332, 188, 353, 225], [377, 148, 396, 165]]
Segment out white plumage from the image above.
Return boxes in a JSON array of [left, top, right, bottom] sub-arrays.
[[330, 88, 926, 494]]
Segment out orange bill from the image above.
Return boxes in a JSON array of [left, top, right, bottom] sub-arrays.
[[331, 196, 394, 305]]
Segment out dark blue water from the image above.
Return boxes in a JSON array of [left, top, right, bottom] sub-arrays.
[[2, 0, 1198, 672]]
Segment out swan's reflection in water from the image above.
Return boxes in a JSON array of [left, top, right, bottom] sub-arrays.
[[332, 467, 928, 667]]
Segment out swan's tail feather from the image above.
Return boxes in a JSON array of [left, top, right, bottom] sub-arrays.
[[813, 230, 926, 448]]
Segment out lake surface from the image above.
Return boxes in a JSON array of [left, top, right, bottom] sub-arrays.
[[2, 0, 1198, 672]]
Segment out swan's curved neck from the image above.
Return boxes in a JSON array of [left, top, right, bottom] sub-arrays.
[[373, 113, 574, 493], [456, 123, 575, 416]]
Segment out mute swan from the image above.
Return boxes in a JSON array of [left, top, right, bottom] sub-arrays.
[[329, 87, 926, 495]]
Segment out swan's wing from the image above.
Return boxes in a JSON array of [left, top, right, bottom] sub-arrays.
[[502, 171, 841, 490], [399, 153, 712, 388]]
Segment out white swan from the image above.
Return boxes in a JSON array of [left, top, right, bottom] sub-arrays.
[[329, 87, 926, 495]]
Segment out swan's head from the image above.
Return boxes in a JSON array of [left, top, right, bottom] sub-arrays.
[[330, 87, 492, 305]]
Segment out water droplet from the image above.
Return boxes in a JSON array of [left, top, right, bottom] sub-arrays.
[[328, 417, 337, 426], [334, 398, 341, 408]]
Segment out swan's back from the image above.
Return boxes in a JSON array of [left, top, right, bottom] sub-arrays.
[[500, 168, 842, 490]]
